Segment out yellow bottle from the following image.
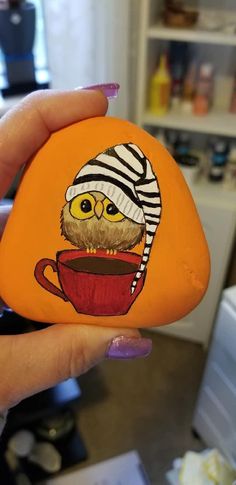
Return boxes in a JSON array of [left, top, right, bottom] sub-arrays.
[[149, 54, 171, 115]]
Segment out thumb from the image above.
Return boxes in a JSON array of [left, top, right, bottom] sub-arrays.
[[0, 324, 152, 411]]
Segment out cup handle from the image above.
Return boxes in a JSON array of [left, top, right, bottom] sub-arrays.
[[34, 258, 68, 302]]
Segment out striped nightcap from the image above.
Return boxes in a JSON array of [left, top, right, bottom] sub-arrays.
[[66, 143, 162, 293]]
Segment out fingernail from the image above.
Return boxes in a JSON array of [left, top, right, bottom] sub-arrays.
[[76, 82, 120, 99], [106, 336, 152, 360]]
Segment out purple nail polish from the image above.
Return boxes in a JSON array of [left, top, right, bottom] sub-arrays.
[[80, 82, 120, 99], [106, 336, 152, 360]]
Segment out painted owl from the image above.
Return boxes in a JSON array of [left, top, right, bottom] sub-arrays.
[[61, 143, 162, 293], [61, 190, 145, 253]]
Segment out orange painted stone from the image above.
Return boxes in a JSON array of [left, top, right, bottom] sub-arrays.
[[0, 117, 210, 327]]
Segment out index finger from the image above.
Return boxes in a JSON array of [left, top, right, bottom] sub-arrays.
[[0, 89, 108, 198]]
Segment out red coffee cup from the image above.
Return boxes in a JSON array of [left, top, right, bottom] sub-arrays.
[[34, 249, 146, 316]]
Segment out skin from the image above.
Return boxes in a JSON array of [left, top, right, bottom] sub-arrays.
[[0, 89, 141, 413]]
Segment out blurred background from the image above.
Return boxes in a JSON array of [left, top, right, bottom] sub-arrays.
[[0, 0, 236, 484]]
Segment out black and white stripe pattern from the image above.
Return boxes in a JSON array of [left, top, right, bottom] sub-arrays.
[[66, 143, 162, 294]]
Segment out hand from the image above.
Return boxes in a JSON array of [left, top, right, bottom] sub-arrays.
[[0, 88, 152, 413]]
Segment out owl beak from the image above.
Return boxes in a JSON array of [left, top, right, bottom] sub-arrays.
[[94, 200, 103, 219]]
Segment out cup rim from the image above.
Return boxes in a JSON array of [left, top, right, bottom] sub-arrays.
[[56, 248, 143, 276]]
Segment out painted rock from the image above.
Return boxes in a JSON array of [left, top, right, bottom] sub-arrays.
[[0, 117, 210, 327]]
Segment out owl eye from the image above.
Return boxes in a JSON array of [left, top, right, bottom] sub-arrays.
[[103, 198, 124, 222], [81, 199, 92, 213], [69, 193, 95, 220]]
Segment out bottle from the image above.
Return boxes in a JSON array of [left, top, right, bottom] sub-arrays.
[[154, 129, 167, 147], [166, 130, 178, 156], [224, 145, 236, 189], [149, 54, 171, 116], [230, 76, 236, 113], [171, 61, 184, 110], [193, 63, 213, 116], [175, 132, 191, 158], [182, 61, 196, 113], [213, 75, 234, 112], [169, 41, 188, 110], [208, 140, 229, 182]]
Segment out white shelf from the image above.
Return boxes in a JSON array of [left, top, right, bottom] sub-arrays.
[[148, 23, 236, 46], [143, 110, 236, 137], [136, 0, 236, 346]]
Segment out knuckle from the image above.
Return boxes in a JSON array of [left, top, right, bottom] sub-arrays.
[[56, 328, 89, 380], [21, 89, 50, 107], [69, 335, 88, 378]]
